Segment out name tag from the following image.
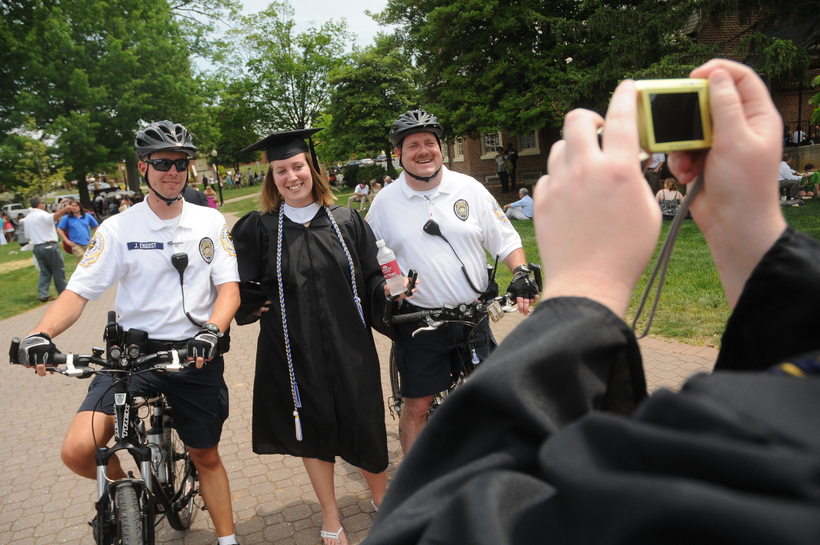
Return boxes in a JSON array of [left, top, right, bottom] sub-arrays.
[[127, 242, 164, 250]]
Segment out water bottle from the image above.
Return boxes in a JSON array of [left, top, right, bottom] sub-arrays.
[[376, 239, 405, 296]]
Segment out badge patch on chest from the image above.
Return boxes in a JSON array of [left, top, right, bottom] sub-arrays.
[[79, 231, 104, 267], [199, 237, 215, 263], [453, 199, 469, 221]]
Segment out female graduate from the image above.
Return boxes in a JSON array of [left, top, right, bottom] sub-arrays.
[[232, 129, 394, 545]]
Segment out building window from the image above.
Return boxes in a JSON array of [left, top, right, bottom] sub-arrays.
[[518, 130, 540, 156], [453, 137, 464, 162], [481, 132, 502, 159], [441, 139, 450, 162]]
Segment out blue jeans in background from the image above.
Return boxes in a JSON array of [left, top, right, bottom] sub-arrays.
[[32, 243, 66, 300]]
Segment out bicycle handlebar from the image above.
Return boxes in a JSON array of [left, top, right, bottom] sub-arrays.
[[9, 337, 191, 376], [390, 293, 517, 326]]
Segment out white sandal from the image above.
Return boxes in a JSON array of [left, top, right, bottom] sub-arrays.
[[320, 526, 344, 544]]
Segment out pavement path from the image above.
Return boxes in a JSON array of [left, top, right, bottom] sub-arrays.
[[0, 208, 718, 545]]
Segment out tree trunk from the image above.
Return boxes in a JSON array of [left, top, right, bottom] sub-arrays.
[[126, 157, 141, 193]]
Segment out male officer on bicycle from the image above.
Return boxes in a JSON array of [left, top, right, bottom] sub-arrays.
[[367, 109, 539, 455], [16, 121, 242, 545]]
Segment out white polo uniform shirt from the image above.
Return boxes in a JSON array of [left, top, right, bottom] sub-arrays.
[[24, 208, 59, 244], [367, 166, 521, 309], [67, 200, 239, 340]]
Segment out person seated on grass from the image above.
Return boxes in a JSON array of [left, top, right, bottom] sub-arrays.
[[347, 180, 370, 211], [363, 59, 820, 545], [799, 163, 819, 199], [503, 188, 533, 220], [655, 177, 685, 219]]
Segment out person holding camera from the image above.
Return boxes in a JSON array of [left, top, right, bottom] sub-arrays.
[[363, 60, 820, 544], [14, 121, 242, 545]]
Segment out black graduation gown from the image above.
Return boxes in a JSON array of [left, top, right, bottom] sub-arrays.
[[232, 205, 391, 473], [364, 226, 820, 544]]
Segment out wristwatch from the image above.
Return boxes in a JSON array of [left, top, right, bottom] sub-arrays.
[[202, 323, 220, 335], [513, 264, 530, 277]]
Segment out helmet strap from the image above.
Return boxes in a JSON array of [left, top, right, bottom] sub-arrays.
[[145, 164, 188, 206], [398, 136, 443, 183]]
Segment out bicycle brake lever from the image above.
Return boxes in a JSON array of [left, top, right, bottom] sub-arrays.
[[411, 316, 445, 337]]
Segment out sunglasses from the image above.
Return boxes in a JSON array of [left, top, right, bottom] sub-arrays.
[[144, 158, 190, 172]]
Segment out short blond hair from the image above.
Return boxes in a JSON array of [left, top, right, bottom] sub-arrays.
[[259, 154, 336, 213]]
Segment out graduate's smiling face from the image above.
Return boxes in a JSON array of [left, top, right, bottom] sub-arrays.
[[272, 153, 314, 208]]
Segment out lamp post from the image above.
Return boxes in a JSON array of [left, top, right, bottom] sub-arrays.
[[211, 149, 223, 206]]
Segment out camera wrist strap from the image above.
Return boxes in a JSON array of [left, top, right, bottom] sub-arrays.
[[631, 173, 703, 338]]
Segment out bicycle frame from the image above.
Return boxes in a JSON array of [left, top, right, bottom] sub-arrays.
[[10, 316, 199, 545]]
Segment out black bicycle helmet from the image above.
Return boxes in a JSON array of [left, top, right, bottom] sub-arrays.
[[389, 109, 444, 148], [134, 120, 197, 159]]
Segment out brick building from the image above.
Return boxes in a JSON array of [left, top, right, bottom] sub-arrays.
[[442, 131, 546, 192], [695, 14, 820, 142], [447, 12, 819, 188]]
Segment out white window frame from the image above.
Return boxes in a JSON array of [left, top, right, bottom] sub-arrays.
[[452, 137, 465, 162], [481, 132, 502, 160], [517, 130, 540, 156]]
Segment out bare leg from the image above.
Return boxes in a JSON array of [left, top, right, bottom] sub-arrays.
[[399, 396, 434, 455], [62, 411, 125, 480], [303, 458, 347, 545], [359, 468, 387, 508], [188, 445, 235, 538]]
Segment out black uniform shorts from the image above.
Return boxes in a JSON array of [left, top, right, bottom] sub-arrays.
[[77, 354, 229, 450], [393, 311, 495, 398]]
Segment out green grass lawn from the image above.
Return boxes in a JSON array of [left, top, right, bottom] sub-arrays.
[[3, 194, 817, 347], [0, 242, 80, 319]]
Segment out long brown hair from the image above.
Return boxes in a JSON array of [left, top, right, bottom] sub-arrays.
[[259, 153, 336, 214]]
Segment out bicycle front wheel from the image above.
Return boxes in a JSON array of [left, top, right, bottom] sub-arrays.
[[116, 486, 143, 545], [164, 414, 197, 531]]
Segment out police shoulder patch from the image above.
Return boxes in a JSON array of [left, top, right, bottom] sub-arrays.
[[220, 224, 236, 257], [491, 197, 508, 221], [80, 231, 104, 267], [199, 237, 215, 263], [453, 199, 470, 221]]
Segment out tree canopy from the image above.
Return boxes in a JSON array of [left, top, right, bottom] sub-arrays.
[[375, 0, 820, 139], [376, 0, 716, 139], [217, 1, 351, 138], [0, 0, 232, 203], [323, 33, 418, 162]]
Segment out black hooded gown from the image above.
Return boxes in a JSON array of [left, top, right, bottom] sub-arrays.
[[232, 205, 391, 473]]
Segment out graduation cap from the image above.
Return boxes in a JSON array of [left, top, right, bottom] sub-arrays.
[[241, 128, 323, 171]]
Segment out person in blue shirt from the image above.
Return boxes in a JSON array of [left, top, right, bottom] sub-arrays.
[[56, 197, 99, 259], [503, 187, 534, 219]]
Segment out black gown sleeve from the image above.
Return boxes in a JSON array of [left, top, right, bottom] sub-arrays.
[[364, 228, 820, 545], [716, 227, 820, 371], [365, 297, 646, 544], [232, 211, 270, 325]]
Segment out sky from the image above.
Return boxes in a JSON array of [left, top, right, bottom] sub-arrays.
[[196, 0, 393, 71], [241, 0, 392, 46]]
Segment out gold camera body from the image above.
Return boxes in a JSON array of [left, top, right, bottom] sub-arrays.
[[635, 79, 712, 153]]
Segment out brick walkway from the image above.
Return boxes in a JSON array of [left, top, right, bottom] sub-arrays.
[[0, 210, 717, 544]]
